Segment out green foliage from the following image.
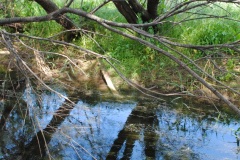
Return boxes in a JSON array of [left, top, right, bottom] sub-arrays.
[[190, 21, 238, 46], [25, 21, 62, 37], [179, 3, 240, 57], [158, 0, 166, 14], [158, 19, 184, 38], [226, 59, 235, 70], [218, 73, 233, 82], [217, 59, 236, 82], [104, 35, 146, 76], [2, 0, 238, 86], [3, 0, 63, 37], [81, 1, 95, 12], [94, 4, 126, 22]]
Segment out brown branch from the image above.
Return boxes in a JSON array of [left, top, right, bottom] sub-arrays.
[[34, 0, 79, 41], [129, 27, 240, 96], [92, 23, 240, 116], [34, 0, 75, 30], [90, 0, 111, 14], [65, 0, 74, 7], [0, 2, 239, 115], [0, 15, 52, 25], [1, 30, 74, 105], [155, 1, 210, 22]]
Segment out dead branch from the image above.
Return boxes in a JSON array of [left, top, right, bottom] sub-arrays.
[[1, 30, 74, 105], [97, 22, 240, 116], [0, 1, 239, 116]]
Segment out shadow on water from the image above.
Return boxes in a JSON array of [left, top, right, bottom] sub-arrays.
[[0, 88, 240, 160], [106, 104, 159, 160]]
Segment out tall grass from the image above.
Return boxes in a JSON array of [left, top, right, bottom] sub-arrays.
[[179, 3, 240, 46], [3, 1, 238, 83]]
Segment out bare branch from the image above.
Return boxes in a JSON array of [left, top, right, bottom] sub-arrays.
[[0, 1, 239, 116], [65, 0, 74, 7], [90, 0, 111, 14], [92, 22, 240, 116], [1, 30, 75, 105]]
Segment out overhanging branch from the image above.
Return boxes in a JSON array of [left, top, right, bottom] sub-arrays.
[[0, 1, 239, 116]]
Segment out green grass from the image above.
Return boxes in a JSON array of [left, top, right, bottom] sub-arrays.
[[179, 3, 240, 45], [182, 20, 239, 45], [3, 1, 239, 85]]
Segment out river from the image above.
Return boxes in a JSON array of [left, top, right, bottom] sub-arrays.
[[0, 88, 239, 160]]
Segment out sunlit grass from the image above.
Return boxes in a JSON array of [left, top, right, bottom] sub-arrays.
[[9, 0, 239, 83]]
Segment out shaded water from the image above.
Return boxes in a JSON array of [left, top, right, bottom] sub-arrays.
[[0, 89, 239, 160]]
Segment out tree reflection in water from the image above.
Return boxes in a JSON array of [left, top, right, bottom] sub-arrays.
[[106, 104, 159, 159], [0, 90, 239, 160]]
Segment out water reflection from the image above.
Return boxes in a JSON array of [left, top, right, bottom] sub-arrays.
[[0, 90, 239, 160], [106, 104, 159, 159]]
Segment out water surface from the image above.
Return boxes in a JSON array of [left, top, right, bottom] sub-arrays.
[[0, 90, 239, 160]]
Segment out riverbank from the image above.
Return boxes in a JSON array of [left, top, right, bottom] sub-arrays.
[[1, 50, 239, 116]]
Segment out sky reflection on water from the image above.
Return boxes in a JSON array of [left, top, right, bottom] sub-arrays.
[[38, 92, 239, 160], [1, 90, 239, 160]]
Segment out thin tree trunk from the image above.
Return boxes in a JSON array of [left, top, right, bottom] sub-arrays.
[[34, 0, 75, 30], [113, 0, 159, 31], [113, 1, 138, 23], [128, 0, 150, 22], [34, 0, 77, 41]]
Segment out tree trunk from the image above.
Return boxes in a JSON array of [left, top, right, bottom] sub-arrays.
[[113, 1, 138, 23], [113, 0, 159, 23], [128, 0, 150, 22], [147, 0, 159, 32], [147, 0, 159, 20], [34, 0, 77, 41], [34, 0, 75, 30]]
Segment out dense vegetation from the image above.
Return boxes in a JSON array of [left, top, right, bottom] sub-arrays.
[[0, 1, 240, 159], [0, 0, 239, 113]]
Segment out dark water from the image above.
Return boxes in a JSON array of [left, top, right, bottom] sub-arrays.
[[0, 89, 239, 160]]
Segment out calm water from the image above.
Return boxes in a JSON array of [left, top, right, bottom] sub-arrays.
[[0, 89, 239, 160]]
